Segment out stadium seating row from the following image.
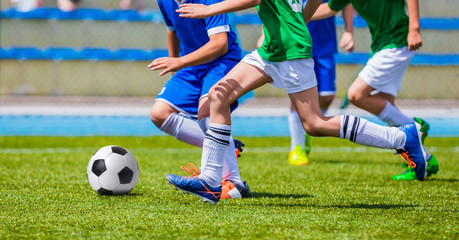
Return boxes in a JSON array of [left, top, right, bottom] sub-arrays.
[[1, 46, 457, 66], [1, 7, 458, 30], [0, 47, 167, 61]]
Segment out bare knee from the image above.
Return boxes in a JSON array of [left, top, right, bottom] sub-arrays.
[[197, 97, 210, 121], [303, 122, 321, 137], [208, 86, 232, 110], [150, 101, 177, 128], [347, 86, 365, 105], [301, 118, 328, 137]]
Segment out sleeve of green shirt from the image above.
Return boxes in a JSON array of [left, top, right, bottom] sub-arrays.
[[328, 0, 350, 12]]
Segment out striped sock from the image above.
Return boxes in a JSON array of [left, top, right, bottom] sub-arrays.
[[199, 122, 231, 187], [340, 115, 405, 150]]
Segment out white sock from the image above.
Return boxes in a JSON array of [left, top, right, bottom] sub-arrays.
[[200, 122, 231, 187], [340, 115, 406, 150], [159, 113, 204, 148], [198, 117, 210, 170], [197, 117, 243, 185], [288, 111, 305, 151], [222, 136, 244, 186], [378, 101, 414, 127]]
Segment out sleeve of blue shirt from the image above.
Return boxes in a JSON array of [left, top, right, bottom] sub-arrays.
[[157, 0, 174, 31], [203, 0, 230, 36]]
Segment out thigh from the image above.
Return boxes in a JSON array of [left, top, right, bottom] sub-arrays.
[[201, 59, 240, 113], [211, 61, 272, 106]]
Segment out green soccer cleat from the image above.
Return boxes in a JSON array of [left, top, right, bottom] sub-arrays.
[[414, 117, 430, 144], [288, 145, 309, 166], [304, 134, 312, 155], [392, 155, 439, 180]]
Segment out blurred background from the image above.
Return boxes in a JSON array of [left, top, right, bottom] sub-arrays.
[[0, 0, 458, 136]]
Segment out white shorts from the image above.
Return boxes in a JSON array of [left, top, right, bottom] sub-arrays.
[[241, 50, 317, 94], [359, 46, 415, 96]]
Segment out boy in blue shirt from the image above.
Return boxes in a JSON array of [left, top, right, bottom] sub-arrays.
[[148, 0, 251, 199]]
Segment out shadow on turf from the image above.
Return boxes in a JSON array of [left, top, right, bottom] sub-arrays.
[[326, 203, 414, 209], [251, 192, 312, 199], [426, 178, 458, 182]]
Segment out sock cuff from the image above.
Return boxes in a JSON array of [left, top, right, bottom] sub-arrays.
[[378, 100, 391, 119], [340, 115, 361, 142], [198, 117, 209, 133], [206, 122, 231, 146], [159, 113, 182, 136], [209, 122, 231, 131]]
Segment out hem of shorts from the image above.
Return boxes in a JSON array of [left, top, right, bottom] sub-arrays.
[[285, 82, 318, 94], [154, 98, 198, 118], [357, 74, 397, 97], [318, 91, 336, 96], [257, 51, 313, 62], [371, 43, 408, 56]]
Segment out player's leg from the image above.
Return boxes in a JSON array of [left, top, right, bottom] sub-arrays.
[[166, 55, 272, 204], [199, 60, 271, 187], [285, 57, 429, 181], [198, 60, 250, 199], [288, 104, 308, 165], [347, 47, 437, 179], [288, 54, 336, 163], [290, 87, 430, 181], [347, 47, 416, 126], [150, 69, 205, 148]]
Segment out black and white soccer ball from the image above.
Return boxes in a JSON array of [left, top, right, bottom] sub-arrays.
[[87, 146, 139, 195]]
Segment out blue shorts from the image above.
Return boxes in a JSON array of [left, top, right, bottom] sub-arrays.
[[313, 54, 336, 96], [155, 58, 239, 118]]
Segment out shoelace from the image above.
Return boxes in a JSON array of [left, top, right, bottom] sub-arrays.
[[399, 151, 416, 168], [181, 163, 199, 178], [180, 163, 221, 198]]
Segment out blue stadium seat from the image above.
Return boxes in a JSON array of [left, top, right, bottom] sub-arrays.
[[228, 12, 261, 25], [107, 9, 141, 21], [49, 8, 107, 21], [6, 47, 44, 60], [335, 52, 369, 65], [150, 49, 168, 59], [79, 47, 114, 61], [113, 48, 152, 61], [43, 47, 79, 61], [8, 7, 61, 19], [140, 9, 163, 22], [0, 48, 6, 58]]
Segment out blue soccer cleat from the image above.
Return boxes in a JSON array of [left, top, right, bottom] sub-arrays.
[[398, 122, 428, 181], [166, 173, 221, 205]]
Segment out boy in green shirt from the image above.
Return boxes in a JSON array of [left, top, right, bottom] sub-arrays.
[[164, 0, 433, 204], [312, 0, 439, 180]]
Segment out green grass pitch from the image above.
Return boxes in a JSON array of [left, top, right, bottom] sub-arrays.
[[0, 136, 457, 239]]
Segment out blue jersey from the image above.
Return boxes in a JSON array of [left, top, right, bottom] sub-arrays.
[[305, 0, 337, 57], [157, 0, 241, 62]]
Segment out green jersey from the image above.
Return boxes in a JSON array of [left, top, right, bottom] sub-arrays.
[[328, 0, 409, 53], [257, 0, 313, 62]]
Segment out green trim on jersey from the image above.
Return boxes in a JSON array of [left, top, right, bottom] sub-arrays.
[[256, 0, 313, 62], [328, 0, 409, 54]]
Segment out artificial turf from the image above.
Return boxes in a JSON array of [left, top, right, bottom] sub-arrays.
[[0, 136, 457, 239]]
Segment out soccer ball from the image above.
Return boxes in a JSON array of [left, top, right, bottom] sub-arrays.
[[87, 146, 139, 195]]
